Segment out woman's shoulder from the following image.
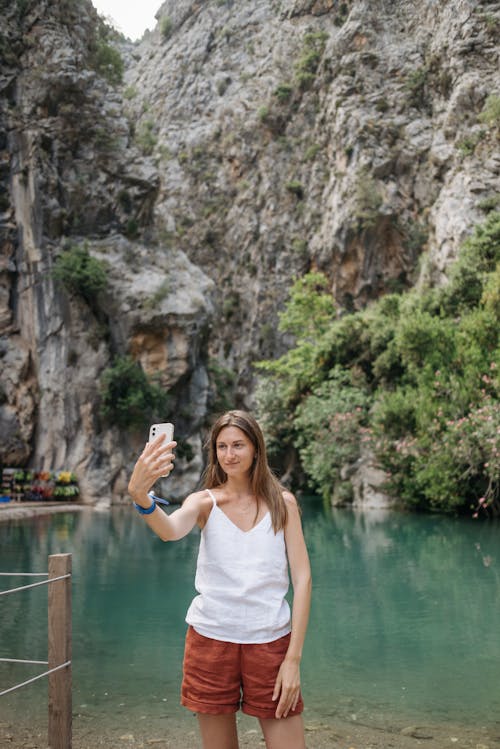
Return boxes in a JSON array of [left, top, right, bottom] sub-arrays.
[[183, 489, 214, 507], [281, 490, 302, 529], [282, 489, 298, 508], [183, 489, 216, 528]]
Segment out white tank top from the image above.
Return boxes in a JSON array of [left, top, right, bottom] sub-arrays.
[[185, 489, 291, 644]]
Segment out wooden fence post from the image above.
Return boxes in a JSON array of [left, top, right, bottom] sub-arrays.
[[48, 553, 72, 749]]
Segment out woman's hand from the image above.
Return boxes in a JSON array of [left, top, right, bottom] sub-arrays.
[[128, 435, 176, 507], [272, 655, 301, 719]]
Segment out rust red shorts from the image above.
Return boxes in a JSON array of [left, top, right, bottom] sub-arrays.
[[181, 626, 304, 719]]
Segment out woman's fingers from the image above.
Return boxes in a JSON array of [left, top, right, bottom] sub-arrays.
[[273, 661, 301, 718], [275, 685, 299, 718], [130, 438, 177, 497], [144, 434, 176, 455], [144, 436, 177, 464]]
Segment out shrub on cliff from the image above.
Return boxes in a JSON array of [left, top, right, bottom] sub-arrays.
[[160, 17, 173, 40], [92, 39, 124, 85], [100, 356, 169, 430], [89, 20, 124, 86], [53, 243, 108, 307]]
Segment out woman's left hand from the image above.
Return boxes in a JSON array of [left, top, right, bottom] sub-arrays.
[[272, 656, 301, 719]]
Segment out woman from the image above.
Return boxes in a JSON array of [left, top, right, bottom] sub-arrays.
[[128, 410, 312, 749]]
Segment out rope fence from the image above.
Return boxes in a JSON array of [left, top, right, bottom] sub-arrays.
[[0, 660, 72, 698], [0, 573, 71, 597], [0, 554, 72, 749], [0, 571, 49, 576]]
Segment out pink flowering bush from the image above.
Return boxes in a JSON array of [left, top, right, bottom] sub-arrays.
[[376, 388, 500, 516]]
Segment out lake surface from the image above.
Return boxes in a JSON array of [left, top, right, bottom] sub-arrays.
[[1, 499, 499, 741]]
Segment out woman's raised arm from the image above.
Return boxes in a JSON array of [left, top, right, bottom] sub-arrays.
[[128, 434, 206, 541]]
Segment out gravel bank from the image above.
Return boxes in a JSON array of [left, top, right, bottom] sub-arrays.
[[1, 714, 499, 749]]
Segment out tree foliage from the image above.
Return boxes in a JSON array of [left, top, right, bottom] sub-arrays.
[[256, 212, 500, 516]]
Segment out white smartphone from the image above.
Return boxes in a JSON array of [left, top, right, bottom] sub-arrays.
[[149, 423, 174, 478], [149, 422, 174, 444]]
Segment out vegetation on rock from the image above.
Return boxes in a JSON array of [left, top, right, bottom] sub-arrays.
[[100, 356, 169, 430], [52, 243, 108, 307], [89, 19, 124, 85]]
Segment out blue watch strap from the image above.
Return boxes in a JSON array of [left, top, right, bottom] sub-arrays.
[[133, 497, 156, 515]]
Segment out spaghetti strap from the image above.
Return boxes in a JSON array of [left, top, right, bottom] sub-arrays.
[[206, 489, 217, 507]]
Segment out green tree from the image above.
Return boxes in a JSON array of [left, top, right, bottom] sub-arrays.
[[257, 272, 336, 402], [294, 368, 370, 499]]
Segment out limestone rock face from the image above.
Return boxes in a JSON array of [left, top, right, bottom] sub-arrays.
[[0, 0, 498, 501], [0, 0, 213, 501], [125, 0, 499, 363]]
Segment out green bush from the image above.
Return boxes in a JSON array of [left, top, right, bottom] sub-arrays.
[[100, 356, 169, 430], [93, 40, 124, 86], [478, 93, 500, 126], [478, 193, 500, 213], [354, 170, 383, 230], [372, 387, 417, 439], [274, 83, 294, 103], [161, 17, 173, 40], [334, 2, 350, 26], [441, 210, 500, 314], [294, 31, 328, 90], [285, 180, 304, 199], [53, 243, 107, 306], [404, 65, 429, 109], [303, 143, 321, 161], [258, 105, 270, 123], [135, 119, 157, 155], [123, 86, 137, 100]]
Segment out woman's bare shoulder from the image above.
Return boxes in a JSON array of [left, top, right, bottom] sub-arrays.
[[184, 488, 211, 500], [183, 489, 215, 527], [282, 489, 299, 508]]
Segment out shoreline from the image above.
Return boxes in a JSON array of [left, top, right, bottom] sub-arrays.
[[0, 501, 90, 523]]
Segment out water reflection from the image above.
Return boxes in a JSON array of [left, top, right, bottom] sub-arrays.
[[301, 498, 500, 724]]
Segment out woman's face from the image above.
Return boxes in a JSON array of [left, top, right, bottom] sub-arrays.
[[215, 425, 256, 478]]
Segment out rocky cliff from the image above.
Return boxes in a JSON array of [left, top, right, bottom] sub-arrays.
[[1, 0, 499, 502]]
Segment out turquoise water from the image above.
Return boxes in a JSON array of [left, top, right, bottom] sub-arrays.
[[1, 500, 499, 739]]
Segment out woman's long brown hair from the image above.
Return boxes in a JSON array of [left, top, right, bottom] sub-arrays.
[[203, 410, 288, 533]]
